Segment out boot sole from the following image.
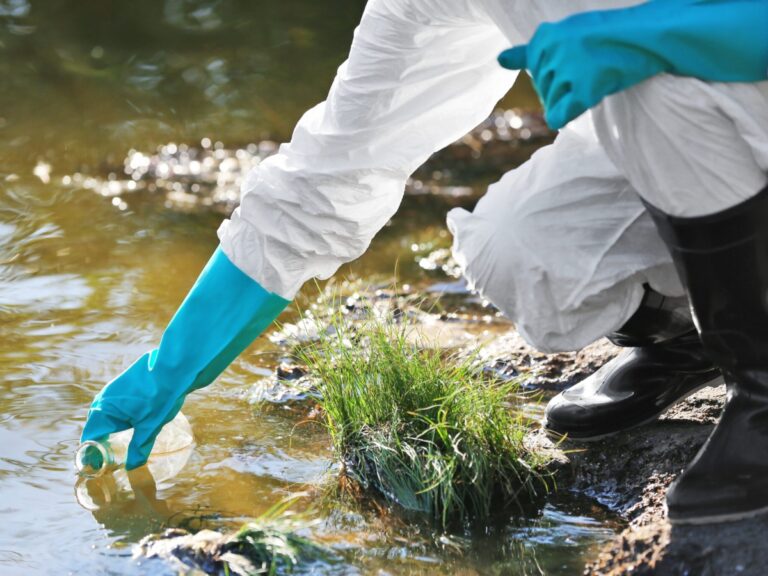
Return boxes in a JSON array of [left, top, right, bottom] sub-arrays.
[[667, 501, 768, 526], [542, 375, 724, 443]]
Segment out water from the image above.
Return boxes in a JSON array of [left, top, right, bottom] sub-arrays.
[[0, 2, 616, 574]]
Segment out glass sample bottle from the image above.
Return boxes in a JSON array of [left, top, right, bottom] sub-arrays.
[[74, 411, 194, 477]]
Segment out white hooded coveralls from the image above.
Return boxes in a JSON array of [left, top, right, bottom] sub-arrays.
[[218, 0, 768, 353]]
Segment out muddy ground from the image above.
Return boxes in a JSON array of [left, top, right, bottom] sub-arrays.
[[496, 331, 767, 576], [527, 371, 765, 576], [559, 382, 768, 576]]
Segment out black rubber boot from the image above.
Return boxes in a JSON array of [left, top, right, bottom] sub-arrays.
[[544, 287, 722, 441], [646, 184, 768, 525]]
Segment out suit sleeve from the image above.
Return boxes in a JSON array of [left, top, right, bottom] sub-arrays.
[[218, 0, 520, 298]]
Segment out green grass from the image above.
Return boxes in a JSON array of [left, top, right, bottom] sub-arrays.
[[224, 497, 330, 575], [297, 303, 549, 528], [140, 495, 332, 576]]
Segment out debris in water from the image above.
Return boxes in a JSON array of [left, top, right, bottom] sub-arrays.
[[135, 497, 333, 575]]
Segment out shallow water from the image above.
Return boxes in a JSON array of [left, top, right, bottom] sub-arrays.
[[0, 3, 616, 574]]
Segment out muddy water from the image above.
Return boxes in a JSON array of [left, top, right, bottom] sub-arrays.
[[0, 2, 616, 574]]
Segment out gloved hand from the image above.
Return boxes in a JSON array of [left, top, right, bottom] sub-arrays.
[[81, 246, 289, 470], [498, 0, 768, 129]]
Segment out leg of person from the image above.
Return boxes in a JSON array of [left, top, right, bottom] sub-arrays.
[[447, 112, 721, 440], [593, 75, 768, 524]]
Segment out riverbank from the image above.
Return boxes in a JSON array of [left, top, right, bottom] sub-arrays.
[[135, 285, 758, 575], [471, 320, 768, 576], [75, 112, 758, 575], [530, 386, 734, 575], [562, 385, 768, 576]]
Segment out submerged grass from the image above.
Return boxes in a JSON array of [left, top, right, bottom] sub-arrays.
[[140, 495, 333, 576], [228, 497, 326, 575], [297, 300, 550, 528]]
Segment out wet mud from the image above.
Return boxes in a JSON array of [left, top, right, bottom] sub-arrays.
[[528, 382, 768, 576], [473, 328, 767, 576], [568, 385, 768, 576]]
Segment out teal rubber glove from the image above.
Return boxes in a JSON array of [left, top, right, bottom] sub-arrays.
[[498, 0, 768, 129], [81, 246, 289, 470]]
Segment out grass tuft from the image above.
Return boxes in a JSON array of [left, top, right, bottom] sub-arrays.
[[138, 495, 333, 576], [228, 497, 326, 575], [298, 301, 549, 528]]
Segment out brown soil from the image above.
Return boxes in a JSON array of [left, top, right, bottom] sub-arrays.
[[529, 385, 768, 576], [484, 327, 768, 576]]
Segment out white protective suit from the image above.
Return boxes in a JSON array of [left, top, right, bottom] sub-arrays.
[[218, 0, 768, 353]]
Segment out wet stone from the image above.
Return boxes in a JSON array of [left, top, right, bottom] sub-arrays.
[[247, 375, 318, 405], [137, 529, 229, 575], [136, 523, 333, 576], [276, 363, 308, 381], [472, 331, 620, 391]]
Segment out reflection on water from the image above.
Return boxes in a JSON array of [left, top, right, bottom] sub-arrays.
[[0, 1, 607, 575], [0, 0, 369, 172]]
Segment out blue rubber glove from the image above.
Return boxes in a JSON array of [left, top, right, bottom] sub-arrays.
[[81, 246, 289, 470], [498, 0, 768, 129]]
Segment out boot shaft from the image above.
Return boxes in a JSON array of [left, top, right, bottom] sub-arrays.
[[644, 184, 768, 372], [608, 284, 693, 347]]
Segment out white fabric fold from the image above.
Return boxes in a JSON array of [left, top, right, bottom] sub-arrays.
[[219, 0, 518, 298], [219, 0, 767, 352], [448, 114, 682, 352]]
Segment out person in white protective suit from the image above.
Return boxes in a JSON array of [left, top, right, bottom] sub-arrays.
[[81, 0, 768, 524]]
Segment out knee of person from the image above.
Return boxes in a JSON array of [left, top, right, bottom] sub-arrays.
[[503, 179, 570, 254], [490, 169, 543, 223]]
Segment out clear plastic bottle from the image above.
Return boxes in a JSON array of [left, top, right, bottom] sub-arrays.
[[74, 411, 194, 477]]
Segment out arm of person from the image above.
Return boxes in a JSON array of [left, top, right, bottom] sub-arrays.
[[82, 0, 523, 469], [218, 0, 521, 299], [498, 0, 768, 129]]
